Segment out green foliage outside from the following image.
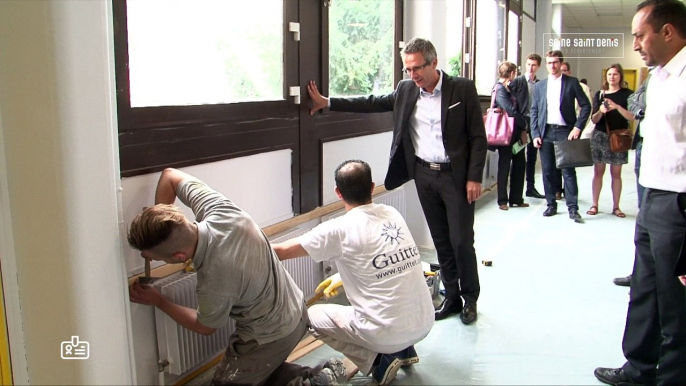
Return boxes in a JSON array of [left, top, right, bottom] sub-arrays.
[[217, 24, 283, 101], [448, 52, 462, 77], [329, 0, 394, 96]]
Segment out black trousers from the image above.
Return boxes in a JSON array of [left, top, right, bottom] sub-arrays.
[[496, 145, 526, 205], [413, 163, 480, 304], [621, 189, 686, 385], [539, 127, 579, 210], [525, 117, 539, 190]]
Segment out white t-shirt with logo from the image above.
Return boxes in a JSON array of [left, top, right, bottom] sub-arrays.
[[300, 203, 434, 347]]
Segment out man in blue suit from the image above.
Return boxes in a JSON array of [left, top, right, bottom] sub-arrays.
[[530, 50, 591, 222]]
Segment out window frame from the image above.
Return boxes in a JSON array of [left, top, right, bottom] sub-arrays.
[[113, 0, 403, 214]]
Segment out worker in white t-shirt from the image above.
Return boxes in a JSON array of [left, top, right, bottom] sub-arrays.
[[273, 160, 435, 386]]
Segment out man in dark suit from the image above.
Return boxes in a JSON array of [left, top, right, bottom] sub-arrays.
[[510, 53, 545, 199], [306, 38, 487, 325], [530, 50, 591, 223]]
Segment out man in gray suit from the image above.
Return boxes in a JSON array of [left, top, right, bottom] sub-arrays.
[[306, 38, 487, 325]]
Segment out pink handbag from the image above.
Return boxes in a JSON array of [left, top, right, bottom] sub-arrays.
[[483, 85, 515, 146]]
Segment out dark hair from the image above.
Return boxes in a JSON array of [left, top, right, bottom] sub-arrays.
[[637, 0, 686, 38], [498, 61, 517, 79], [127, 204, 185, 251], [580, 78, 588, 85], [561, 61, 571, 72], [334, 160, 373, 205], [402, 38, 437, 63], [526, 53, 542, 65], [602, 63, 629, 90], [545, 50, 564, 62]]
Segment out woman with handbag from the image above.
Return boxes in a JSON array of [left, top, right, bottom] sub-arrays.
[[492, 61, 528, 211], [587, 63, 635, 217]]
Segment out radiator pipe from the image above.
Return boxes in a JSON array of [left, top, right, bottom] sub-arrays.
[[158, 359, 170, 385]]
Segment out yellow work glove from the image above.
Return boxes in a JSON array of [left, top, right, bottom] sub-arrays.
[[315, 273, 343, 299], [422, 261, 432, 274]]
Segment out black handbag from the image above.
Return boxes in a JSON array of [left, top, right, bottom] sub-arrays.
[[554, 139, 593, 168]]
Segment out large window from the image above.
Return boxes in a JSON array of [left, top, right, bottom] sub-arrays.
[[507, 10, 520, 65], [475, 0, 506, 95], [114, 0, 402, 213], [446, 1, 464, 77], [127, 0, 284, 107], [328, 0, 395, 96]]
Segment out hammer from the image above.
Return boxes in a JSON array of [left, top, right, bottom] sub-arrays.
[[138, 259, 155, 285]]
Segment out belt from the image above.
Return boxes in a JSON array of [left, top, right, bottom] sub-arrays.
[[546, 124, 568, 129], [416, 157, 451, 171]]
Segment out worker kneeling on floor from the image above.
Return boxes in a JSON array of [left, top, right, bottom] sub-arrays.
[[274, 160, 435, 386], [127, 168, 346, 386]]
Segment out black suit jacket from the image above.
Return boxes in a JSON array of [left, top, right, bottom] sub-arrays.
[[509, 75, 531, 117], [530, 74, 591, 140], [330, 71, 487, 191], [676, 194, 686, 276]]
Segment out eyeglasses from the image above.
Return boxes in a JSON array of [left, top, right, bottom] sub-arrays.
[[403, 61, 431, 75]]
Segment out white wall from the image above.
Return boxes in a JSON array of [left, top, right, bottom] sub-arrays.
[[322, 133, 392, 205], [0, 0, 133, 384], [536, 1, 554, 57], [122, 152, 293, 276], [565, 27, 646, 94]]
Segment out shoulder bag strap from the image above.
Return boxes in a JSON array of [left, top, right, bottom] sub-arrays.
[[601, 91, 611, 134], [491, 85, 498, 108]]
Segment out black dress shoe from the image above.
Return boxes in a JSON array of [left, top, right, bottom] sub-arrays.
[[613, 275, 631, 287], [460, 302, 477, 325], [525, 188, 545, 199], [569, 209, 583, 223], [543, 206, 557, 217], [435, 298, 463, 321], [594, 367, 647, 386]]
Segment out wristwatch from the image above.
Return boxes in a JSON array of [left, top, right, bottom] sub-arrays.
[[635, 109, 645, 120]]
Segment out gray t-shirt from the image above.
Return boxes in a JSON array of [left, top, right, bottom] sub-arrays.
[[177, 178, 304, 344]]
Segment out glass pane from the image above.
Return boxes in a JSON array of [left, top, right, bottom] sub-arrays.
[[446, 1, 464, 77], [126, 0, 283, 108], [507, 11, 520, 65], [475, 0, 506, 95], [329, 0, 394, 97]]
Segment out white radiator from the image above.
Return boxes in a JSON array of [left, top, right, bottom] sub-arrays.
[[270, 226, 324, 299], [153, 272, 233, 376]]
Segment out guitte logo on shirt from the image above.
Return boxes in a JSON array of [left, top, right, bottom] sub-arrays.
[[381, 222, 404, 245]]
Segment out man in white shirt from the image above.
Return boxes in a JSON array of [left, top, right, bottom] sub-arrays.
[[530, 51, 592, 222], [273, 160, 434, 386], [594, 1, 686, 385]]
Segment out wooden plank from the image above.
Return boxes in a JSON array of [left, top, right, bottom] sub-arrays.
[[342, 357, 359, 380], [292, 335, 317, 353], [285, 340, 324, 363]]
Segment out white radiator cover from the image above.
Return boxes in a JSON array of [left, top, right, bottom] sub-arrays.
[[153, 272, 233, 376], [152, 186, 407, 379]]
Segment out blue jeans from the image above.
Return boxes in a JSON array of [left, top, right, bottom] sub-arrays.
[[635, 140, 645, 208], [539, 127, 579, 211]]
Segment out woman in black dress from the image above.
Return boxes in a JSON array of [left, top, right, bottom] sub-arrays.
[[587, 63, 635, 217]]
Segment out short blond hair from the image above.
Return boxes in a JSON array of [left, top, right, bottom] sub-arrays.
[[127, 204, 187, 251]]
